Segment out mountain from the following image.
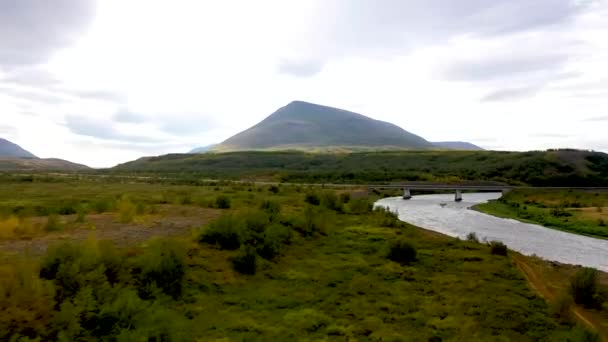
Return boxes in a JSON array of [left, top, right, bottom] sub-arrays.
[[0, 138, 37, 158], [0, 137, 89, 171], [0, 158, 90, 171], [432, 141, 484, 150], [215, 101, 433, 151], [189, 144, 217, 154]]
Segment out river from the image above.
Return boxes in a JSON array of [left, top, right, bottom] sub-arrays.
[[375, 193, 608, 272]]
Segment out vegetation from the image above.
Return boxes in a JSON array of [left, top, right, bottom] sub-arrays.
[[111, 149, 608, 186], [0, 177, 604, 340], [490, 240, 508, 256], [475, 189, 608, 238], [570, 268, 605, 309]]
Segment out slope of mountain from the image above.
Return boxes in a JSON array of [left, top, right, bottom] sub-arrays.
[[189, 144, 217, 153], [432, 141, 484, 150], [216, 101, 433, 151], [0, 158, 90, 171], [0, 138, 37, 158], [112, 149, 608, 186]]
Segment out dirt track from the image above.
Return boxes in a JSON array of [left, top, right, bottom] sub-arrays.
[[513, 254, 608, 341]]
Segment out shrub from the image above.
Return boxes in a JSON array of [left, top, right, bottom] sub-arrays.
[[387, 240, 417, 264], [348, 198, 372, 215], [489, 241, 508, 256], [136, 239, 186, 299], [257, 224, 292, 260], [321, 192, 343, 212], [117, 197, 136, 223], [598, 219, 606, 227], [215, 195, 231, 209], [296, 206, 327, 237], [200, 214, 242, 250], [339, 193, 351, 204], [233, 245, 257, 275], [551, 293, 573, 322], [260, 200, 281, 221], [75, 204, 88, 223], [45, 214, 64, 232], [466, 232, 479, 243], [268, 185, 280, 194], [92, 198, 116, 213], [305, 192, 321, 206], [374, 206, 402, 228], [570, 267, 604, 308]]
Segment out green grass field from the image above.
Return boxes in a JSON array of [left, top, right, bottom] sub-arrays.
[[475, 190, 608, 238], [0, 179, 604, 341]]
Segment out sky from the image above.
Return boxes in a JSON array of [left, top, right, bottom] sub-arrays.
[[1, 0, 607, 168]]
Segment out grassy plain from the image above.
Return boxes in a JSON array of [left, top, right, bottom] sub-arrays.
[[475, 189, 608, 238], [0, 177, 604, 341]]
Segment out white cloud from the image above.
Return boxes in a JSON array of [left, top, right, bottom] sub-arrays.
[[0, 0, 607, 167]]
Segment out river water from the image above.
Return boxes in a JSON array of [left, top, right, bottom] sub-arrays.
[[375, 193, 608, 272]]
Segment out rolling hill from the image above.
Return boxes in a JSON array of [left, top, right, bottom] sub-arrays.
[[432, 141, 484, 150], [111, 149, 608, 186], [0, 137, 90, 171], [215, 101, 433, 151]]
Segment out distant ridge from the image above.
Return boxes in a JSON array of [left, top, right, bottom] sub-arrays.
[[214, 101, 434, 152], [0, 137, 37, 158], [432, 141, 484, 150], [0, 137, 90, 171]]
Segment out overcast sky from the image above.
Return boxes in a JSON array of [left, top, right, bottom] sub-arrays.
[[1, 0, 607, 167]]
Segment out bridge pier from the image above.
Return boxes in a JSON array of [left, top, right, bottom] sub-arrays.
[[455, 189, 462, 202], [403, 188, 412, 200]]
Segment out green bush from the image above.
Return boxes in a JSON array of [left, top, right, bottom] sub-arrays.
[[295, 206, 327, 237], [489, 241, 508, 256], [339, 193, 351, 204], [136, 239, 186, 299], [260, 200, 281, 221], [374, 206, 403, 228], [570, 267, 604, 308], [387, 240, 417, 265], [348, 198, 372, 214], [466, 232, 479, 243], [200, 214, 242, 250], [321, 192, 343, 212], [268, 185, 280, 194], [304, 192, 320, 206], [44, 214, 64, 232], [233, 245, 257, 275], [215, 195, 231, 209], [257, 224, 292, 260]]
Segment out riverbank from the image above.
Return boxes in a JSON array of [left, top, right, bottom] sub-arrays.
[[0, 179, 601, 340], [474, 189, 608, 239]]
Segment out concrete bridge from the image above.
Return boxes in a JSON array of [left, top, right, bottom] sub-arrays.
[[368, 183, 608, 202]]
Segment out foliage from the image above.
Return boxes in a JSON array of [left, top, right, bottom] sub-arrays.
[[44, 214, 63, 232], [387, 239, 417, 264], [305, 192, 321, 206], [200, 214, 242, 250], [135, 239, 186, 299], [215, 195, 232, 209], [232, 245, 257, 275], [111, 149, 608, 186], [260, 199, 281, 221], [466, 232, 479, 243], [475, 189, 608, 238], [570, 268, 604, 309], [347, 198, 372, 214], [489, 241, 508, 256]]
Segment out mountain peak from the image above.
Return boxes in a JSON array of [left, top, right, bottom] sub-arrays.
[[215, 101, 433, 151]]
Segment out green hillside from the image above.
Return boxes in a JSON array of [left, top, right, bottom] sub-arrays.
[[111, 149, 608, 186], [216, 101, 433, 151]]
